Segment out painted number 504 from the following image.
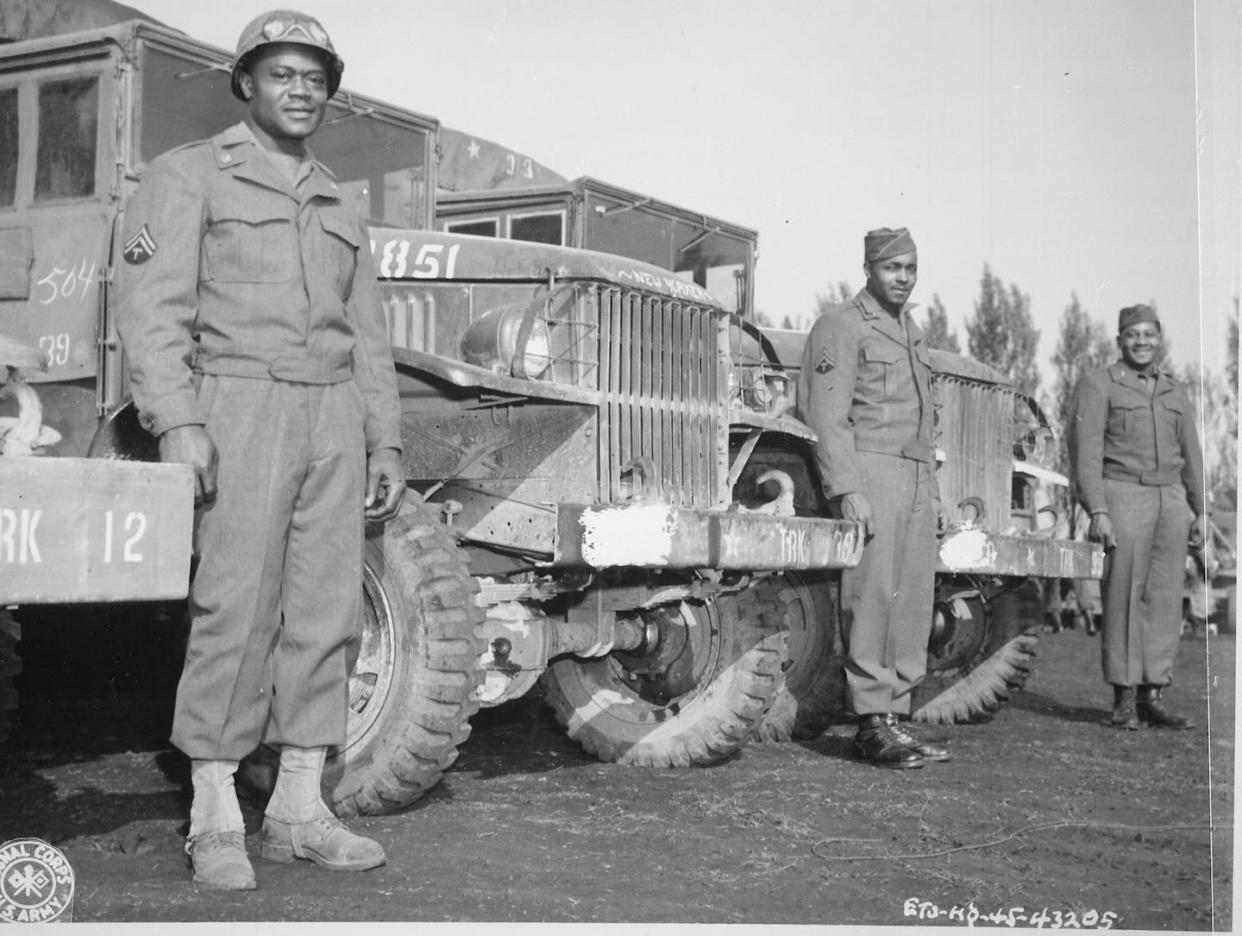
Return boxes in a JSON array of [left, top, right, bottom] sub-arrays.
[[103, 511, 147, 563]]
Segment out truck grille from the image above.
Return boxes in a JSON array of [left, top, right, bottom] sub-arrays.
[[595, 287, 725, 509], [932, 373, 1017, 531]]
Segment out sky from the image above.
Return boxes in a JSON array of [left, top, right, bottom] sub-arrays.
[[131, 0, 1240, 384]]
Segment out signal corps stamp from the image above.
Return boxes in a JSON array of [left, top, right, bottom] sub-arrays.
[[0, 838, 75, 923]]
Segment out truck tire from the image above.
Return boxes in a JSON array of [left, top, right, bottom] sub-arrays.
[[911, 578, 1042, 725], [751, 572, 845, 741], [329, 498, 485, 815], [0, 610, 18, 745], [540, 586, 787, 767], [242, 498, 485, 816]]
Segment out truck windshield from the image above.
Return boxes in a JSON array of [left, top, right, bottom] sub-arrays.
[[583, 194, 751, 314], [35, 76, 98, 202], [139, 46, 432, 228]]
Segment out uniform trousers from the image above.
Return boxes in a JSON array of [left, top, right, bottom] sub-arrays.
[[1100, 479, 1191, 687], [839, 452, 937, 716], [171, 375, 366, 760]]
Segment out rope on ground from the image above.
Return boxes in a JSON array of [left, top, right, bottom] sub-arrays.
[[810, 820, 1227, 862]]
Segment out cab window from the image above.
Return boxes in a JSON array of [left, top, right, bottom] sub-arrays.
[[509, 211, 564, 246], [0, 87, 17, 208], [445, 218, 499, 238], [35, 76, 99, 201], [139, 47, 241, 162]]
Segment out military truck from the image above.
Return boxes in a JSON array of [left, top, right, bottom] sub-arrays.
[[430, 174, 1104, 738], [0, 17, 869, 815]]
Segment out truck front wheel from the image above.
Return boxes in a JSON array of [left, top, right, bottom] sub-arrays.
[[911, 578, 1042, 724], [243, 497, 485, 816], [540, 587, 786, 767], [751, 572, 845, 741], [328, 498, 486, 815]]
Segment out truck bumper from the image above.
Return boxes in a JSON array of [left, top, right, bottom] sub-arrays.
[[555, 503, 864, 570], [937, 527, 1104, 579], [0, 458, 194, 604]]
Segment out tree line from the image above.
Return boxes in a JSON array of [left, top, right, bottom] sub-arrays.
[[756, 268, 1238, 513]]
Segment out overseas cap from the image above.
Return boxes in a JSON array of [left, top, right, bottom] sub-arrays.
[[864, 227, 917, 262], [231, 9, 344, 101], [1118, 304, 1161, 334]]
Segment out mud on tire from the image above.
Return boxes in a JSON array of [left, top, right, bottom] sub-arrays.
[[911, 577, 1042, 725], [540, 585, 787, 767]]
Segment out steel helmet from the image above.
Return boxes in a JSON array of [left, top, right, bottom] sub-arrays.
[[230, 9, 344, 101]]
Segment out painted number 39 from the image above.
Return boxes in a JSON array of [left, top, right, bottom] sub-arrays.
[[376, 240, 460, 279]]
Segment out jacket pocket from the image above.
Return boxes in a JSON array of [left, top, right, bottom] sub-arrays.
[[1157, 393, 1184, 436], [317, 208, 361, 298], [860, 343, 903, 401], [1107, 398, 1146, 438], [204, 195, 299, 284]]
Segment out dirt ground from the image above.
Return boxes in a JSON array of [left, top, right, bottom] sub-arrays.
[[0, 607, 1233, 930]]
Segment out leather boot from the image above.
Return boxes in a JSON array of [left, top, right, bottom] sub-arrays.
[[1109, 686, 1139, 730], [1137, 685, 1194, 729], [186, 759, 256, 890], [854, 714, 924, 769], [259, 746, 386, 871], [889, 716, 952, 762]]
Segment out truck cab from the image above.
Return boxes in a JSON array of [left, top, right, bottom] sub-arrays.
[[436, 176, 757, 317]]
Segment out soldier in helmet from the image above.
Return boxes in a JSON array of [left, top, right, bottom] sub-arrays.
[[797, 228, 950, 769], [1069, 304, 1206, 730], [115, 10, 405, 889]]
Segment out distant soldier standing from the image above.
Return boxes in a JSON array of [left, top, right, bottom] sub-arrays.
[[116, 10, 406, 888], [798, 228, 950, 769], [1069, 304, 1205, 730]]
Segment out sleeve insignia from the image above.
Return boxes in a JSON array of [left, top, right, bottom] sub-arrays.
[[123, 224, 157, 264], [814, 348, 835, 374]]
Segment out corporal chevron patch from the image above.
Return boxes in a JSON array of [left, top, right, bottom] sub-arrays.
[[814, 348, 835, 374], [123, 225, 157, 264]]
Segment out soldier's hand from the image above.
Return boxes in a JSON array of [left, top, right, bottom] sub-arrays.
[[1189, 515, 1208, 551], [1088, 512, 1116, 551], [365, 447, 406, 523], [159, 425, 218, 506], [934, 499, 950, 538], [840, 492, 874, 539]]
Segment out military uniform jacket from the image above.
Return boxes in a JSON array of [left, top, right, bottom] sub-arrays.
[[796, 288, 938, 499], [1069, 361, 1204, 516], [115, 122, 402, 453]]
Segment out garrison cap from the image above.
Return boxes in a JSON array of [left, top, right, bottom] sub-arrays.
[[231, 9, 344, 100], [864, 227, 917, 263], [1118, 304, 1161, 334]]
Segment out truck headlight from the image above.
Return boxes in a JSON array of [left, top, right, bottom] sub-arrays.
[[460, 303, 552, 380]]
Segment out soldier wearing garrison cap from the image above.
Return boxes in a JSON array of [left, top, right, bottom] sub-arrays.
[[1069, 304, 1206, 731], [797, 227, 950, 770], [116, 9, 406, 890]]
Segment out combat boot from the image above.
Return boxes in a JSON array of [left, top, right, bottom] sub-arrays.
[[854, 714, 924, 769], [186, 759, 256, 890], [1137, 685, 1193, 730], [1109, 686, 1139, 730], [259, 746, 386, 871], [186, 831, 256, 891], [889, 716, 952, 762]]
